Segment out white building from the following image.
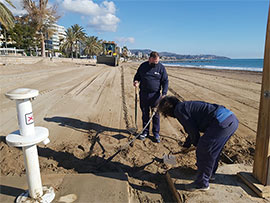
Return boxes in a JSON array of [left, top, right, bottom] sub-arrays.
[[0, 33, 4, 47], [138, 51, 143, 58], [45, 24, 66, 56]]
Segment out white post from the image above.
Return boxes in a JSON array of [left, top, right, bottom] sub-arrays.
[[23, 145, 43, 198], [15, 99, 43, 198], [16, 100, 35, 137], [5, 88, 55, 202]]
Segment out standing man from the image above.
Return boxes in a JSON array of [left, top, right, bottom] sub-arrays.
[[133, 51, 169, 143], [157, 96, 239, 191]]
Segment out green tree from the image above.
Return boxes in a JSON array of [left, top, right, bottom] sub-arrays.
[[23, 0, 59, 57], [83, 36, 103, 58], [71, 24, 86, 58], [60, 27, 76, 59], [8, 16, 38, 54]]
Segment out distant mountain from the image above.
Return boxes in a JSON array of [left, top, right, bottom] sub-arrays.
[[129, 49, 230, 60]]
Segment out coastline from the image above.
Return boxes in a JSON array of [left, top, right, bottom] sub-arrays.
[[164, 64, 263, 75], [162, 58, 264, 72]]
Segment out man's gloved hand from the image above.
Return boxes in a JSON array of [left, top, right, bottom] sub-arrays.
[[172, 146, 196, 155], [133, 80, 139, 87], [151, 107, 158, 113], [180, 146, 196, 154]]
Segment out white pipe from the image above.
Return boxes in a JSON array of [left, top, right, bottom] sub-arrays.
[[5, 88, 54, 201], [16, 99, 35, 137], [16, 99, 43, 198], [23, 145, 43, 198]]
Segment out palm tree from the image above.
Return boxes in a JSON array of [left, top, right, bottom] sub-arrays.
[[0, 0, 15, 52], [0, 0, 15, 30], [60, 28, 76, 59], [83, 36, 103, 58], [71, 24, 86, 58], [22, 0, 59, 57]]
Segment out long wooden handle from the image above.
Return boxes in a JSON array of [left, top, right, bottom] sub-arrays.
[[135, 86, 138, 128], [165, 172, 184, 203]]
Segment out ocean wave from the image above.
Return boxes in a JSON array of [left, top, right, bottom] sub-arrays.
[[163, 63, 263, 72]]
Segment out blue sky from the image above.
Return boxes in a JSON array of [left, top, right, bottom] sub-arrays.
[[3, 0, 270, 58]]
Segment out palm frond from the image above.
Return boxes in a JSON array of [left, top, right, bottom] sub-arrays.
[[0, 2, 15, 30]]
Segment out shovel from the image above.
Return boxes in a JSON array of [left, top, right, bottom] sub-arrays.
[[162, 146, 196, 166], [135, 86, 138, 130], [97, 110, 157, 169], [163, 154, 177, 166]]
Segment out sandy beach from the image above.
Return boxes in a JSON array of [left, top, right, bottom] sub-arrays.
[[0, 57, 264, 202]]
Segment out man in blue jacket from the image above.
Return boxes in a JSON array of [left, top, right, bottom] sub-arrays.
[[158, 96, 239, 191], [133, 51, 169, 143]]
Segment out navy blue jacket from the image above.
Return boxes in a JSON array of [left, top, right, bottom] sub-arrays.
[[174, 101, 224, 148], [134, 62, 169, 95]]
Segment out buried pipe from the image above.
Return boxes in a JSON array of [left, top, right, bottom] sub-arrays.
[[5, 88, 54, 203]]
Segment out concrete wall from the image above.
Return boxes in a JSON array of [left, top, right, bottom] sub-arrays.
[[0, 56, 96, 65]]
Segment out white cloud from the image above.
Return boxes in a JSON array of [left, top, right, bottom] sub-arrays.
[[89, 13, 120, 32], [62, 0, 101, 16], [61, 0, 120, 32], [115, 37, 135, 45], [1, 0, 120, 32]]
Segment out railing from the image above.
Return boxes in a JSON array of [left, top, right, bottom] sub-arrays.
[[0, 47, 25, 56]]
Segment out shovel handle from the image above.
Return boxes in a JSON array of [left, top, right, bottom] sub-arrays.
[[135, 86, 138, 129], [135, 85, 138, 94]]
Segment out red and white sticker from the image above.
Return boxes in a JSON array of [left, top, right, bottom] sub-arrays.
[[25, 112, 34, 125]]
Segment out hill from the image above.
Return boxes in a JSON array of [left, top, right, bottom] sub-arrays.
[[130, 49, 230, 60]]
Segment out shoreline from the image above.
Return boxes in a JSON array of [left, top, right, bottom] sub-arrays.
[[164, 64, 263, 75]]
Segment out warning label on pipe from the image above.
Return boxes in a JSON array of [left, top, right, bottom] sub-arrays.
[[25, 112, 34, 125]]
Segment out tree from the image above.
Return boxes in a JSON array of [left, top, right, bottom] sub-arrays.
[[83, 36, 103, 58], [8, 16, 38, 54], [71, 24, 86, 58], [60, 27, 76, 59], [0, 0, 15, 51], [23, 0, 59, 57], [0, 0, 15, 30]]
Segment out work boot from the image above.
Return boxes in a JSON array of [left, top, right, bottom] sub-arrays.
[[154, 134, 160, 143], [185, 182, 210, 191], [210, 175, 215, 181], [139, 133, 147, 141]]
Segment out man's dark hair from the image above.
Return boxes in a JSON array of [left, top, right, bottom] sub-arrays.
[[149, 51, 159, 58], [158, 96, 179, 117]]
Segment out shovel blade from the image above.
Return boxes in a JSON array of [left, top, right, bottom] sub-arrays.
[[127, 127, 137, 135], [163, 154, 177, 166]]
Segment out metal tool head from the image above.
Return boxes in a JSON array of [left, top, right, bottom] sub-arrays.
[[163, 154, 177, 166], [127, 127, 137, 135]]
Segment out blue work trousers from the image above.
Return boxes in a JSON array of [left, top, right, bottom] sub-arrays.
[[195, 114, 239, 188], [139, 91, 160, 136]]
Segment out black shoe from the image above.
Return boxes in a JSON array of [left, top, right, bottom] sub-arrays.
[[154, 134, 160, 143], [185, 182, 210, 191]]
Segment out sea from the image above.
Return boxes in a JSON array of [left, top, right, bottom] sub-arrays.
[[162, 59, 264, 72]]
